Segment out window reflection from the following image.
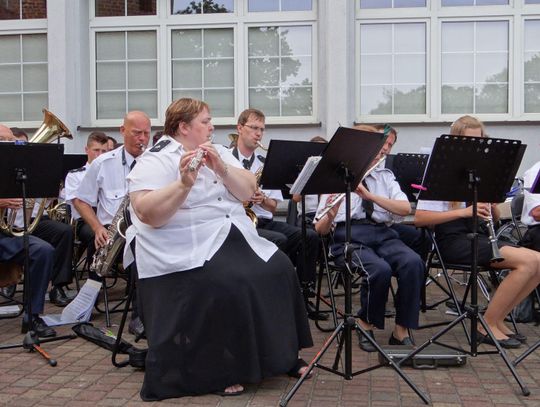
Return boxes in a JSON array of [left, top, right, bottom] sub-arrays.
[[172, 0, 233, 14], [95, 0, 156, 17], [0, 0, 46, 20]]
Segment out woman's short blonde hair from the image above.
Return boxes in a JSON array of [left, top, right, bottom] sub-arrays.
[[164, 98, 209, 136], [450, 115, 486, 137]]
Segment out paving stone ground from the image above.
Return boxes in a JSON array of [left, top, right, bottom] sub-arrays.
[[0, 271, 539, 406]]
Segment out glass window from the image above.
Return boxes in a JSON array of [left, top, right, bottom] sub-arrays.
[[525, 0, 540, 4], [171, 0, 233, 14], [95, 0, 156, 17], [0, 34, 47, 121], [171, 28, 234, 117], [0, 0, 46, 20], [441, 0, 508, 6], [359, 23, 426, 115], [248, 26, 313, 117], [441, 21, 508, 114], [360, 0, 426, 8], [524, 20, 540, 113], [249, 0, 312, 12], [95, 31, 158, 119]]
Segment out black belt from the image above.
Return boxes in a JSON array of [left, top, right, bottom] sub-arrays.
[[336, 219, 381, 228]]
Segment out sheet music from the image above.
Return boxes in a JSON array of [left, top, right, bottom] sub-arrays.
[[290, 156, 322, 195], [42, 279, 101, 326]]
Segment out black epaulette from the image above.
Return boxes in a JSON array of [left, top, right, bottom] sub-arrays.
[[69, 166, 86, 173], [150, 139, 171, 152], [257, 154, 265, 163]]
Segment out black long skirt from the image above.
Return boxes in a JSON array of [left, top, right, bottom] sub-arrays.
[[138, 225, 313, 401]]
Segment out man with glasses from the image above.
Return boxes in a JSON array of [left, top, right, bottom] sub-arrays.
[[231, 109, 325, 321]]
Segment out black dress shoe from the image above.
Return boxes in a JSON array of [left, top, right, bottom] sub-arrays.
[[509, 332, 527, 343], [49, 286, 71, 307], [306, 301, 329, 321], [477, 332, 521, 349], [389, 333, 415, 346], [128, 317, 146, 340], [357, 329, 376, 352], [21, 316, 57, 338]]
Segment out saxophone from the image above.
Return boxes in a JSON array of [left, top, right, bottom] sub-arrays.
[[90, 195, 130, 277]]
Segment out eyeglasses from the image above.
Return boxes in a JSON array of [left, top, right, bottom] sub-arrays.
[[244, 124, 265, 133]]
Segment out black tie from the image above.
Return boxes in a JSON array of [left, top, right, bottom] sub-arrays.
[[242, 159, 251, 170], [361, 180, 374, 220], [130, 160, 137, 171]]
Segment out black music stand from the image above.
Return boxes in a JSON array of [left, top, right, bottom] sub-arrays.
[[259, 140, 327, 318], [280, 127, 429, 406], [0, 143, 76, 366], [391, 153, 429, 203], [400, 135, 530, 396], [62, 154, 87, 180]]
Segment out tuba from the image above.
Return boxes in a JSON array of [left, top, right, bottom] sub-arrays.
[[0, 109, 72, 237]]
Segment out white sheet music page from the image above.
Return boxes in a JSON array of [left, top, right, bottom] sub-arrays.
[[290, 156, 322, 195], [41, 279, 101, 326]]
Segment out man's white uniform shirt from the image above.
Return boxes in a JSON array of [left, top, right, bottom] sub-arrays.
[[522, 161, 540, 227]]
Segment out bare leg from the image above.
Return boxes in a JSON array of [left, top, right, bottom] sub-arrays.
[[393, 324, 410, 341]]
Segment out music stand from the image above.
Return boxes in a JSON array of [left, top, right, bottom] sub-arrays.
[[280, 127, 429, 406], [62, 154, 87, 180], [391, 153, 429, 203], [400, 135, 530, 396], [0, 142, 75, 366], [259, 140, 327, 316]]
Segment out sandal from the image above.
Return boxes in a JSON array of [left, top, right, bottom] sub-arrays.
[[287, 358, 313, 379]]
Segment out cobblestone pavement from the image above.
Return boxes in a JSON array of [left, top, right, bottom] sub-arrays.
[[0, 276, 539, 407]]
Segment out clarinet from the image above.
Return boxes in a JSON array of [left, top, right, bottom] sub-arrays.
[[485, 205, 504, 263]]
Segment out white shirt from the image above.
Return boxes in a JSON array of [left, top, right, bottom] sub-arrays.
[[416, 200, 465, 212], [522, 161, 540, 226], [315, 166, 408, 226], [64, 163, 89, 220], [230, 150, 283, 220], [75, 147, 135, 225], [297, 195, 319, 216], [127, 136, 277, 280]]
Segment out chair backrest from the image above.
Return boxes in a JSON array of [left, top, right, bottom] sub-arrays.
[[510, 194, 525, 242]]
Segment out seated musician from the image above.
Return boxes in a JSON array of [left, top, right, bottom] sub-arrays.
[[521, 161, 540, 251], [414, 115, 540, 349], [314, 124, 425, 352], [232, 108, 324, 320], [6, 127, 75, 307], [64, 132, 108, 254], [73, 111, 150, 338], [0, 124, 56, 337], [126, 98, 313, 400]]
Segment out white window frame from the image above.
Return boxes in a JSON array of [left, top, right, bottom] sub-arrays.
[[89, 0, 318, 126], [355, 0, 540, 123], [0, 14, 48, 127]]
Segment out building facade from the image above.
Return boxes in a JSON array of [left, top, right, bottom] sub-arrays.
[[0, 0, 539, 173]]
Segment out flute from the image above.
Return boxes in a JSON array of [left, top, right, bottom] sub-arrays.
[[313, 155, 386, 223], [187, 134, 214, 171]]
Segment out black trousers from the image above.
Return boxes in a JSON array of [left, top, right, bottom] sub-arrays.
[[32, 217, 74, 287], [522, 225, 540, 252], [256, 218, 319, 286], [0, 234, 53, 315]]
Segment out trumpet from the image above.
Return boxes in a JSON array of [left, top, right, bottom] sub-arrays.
[[313, 155, 386, 223]]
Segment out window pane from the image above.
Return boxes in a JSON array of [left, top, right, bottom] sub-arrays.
[[442, 22, 474, 52], [23, 93, 47, 120], [395, 23, 425, 53], [97, 92, 126, 119], [128, 61, 157, 89], [23, 64, 47, 92], [525, 52, 540, 82], [172, 89, 202, 101], [172, 61, 202, 88], [282, 56, 311, 87], [172, 30, 202, 59], [360, 0, 392, 8], [96, 32, 125, 61], [475, 54, 508, 83], [204, 29, 234, 58], [525, 0, 540, 3], [282, 87, 312, 115], [96, 0, 156, 16], [0, 36, 20, 63], [442, 0, 508, 5], [477, 21, 507, 52], [394, 85, 426, 114], [249, 57, 279, 87], [205, 89, 234, 116], [360, 86, 392, 115], [172, 0, 232, 14], [525, 84, 540, 113], [475, 84, 507, 113], [249, 27, 279, 57], [97, 62, 126, 90], [395, 55, 425, 84], [282, 0, 312, 11], [442, 54, 474, 83], [128, 91, 157, 116], [128, 31, 157, 59], [204, 60, 233, 87], [360, 25, 392, 54], [0, 66, 21, 92], [0, 0, 46, 20], [361, 55, 393, 84], [441, 85, 474, 114], [394, 0, 426, 6], [0, 1, 20, 20], [0, 95, 21, 121], [249, 0, 280, 12], [22, 34, 47, 63], [249, 88, 280, 115]]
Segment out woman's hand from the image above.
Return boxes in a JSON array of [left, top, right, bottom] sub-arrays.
[[463, 202, 491, 220], [179, 150, 201, 187], [200, 142, 228, 178], [0, 198, 22, 209]]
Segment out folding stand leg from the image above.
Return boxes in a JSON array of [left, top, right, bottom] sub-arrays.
[[513, 340, 540, 367]]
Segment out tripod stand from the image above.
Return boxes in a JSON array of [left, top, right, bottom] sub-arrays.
[[280, 127, 429, 406], [400, 135, 530, 396], [0, 143, 76, 366]]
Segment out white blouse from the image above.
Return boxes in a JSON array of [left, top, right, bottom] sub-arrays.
[[126, 136, 277, 279]]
